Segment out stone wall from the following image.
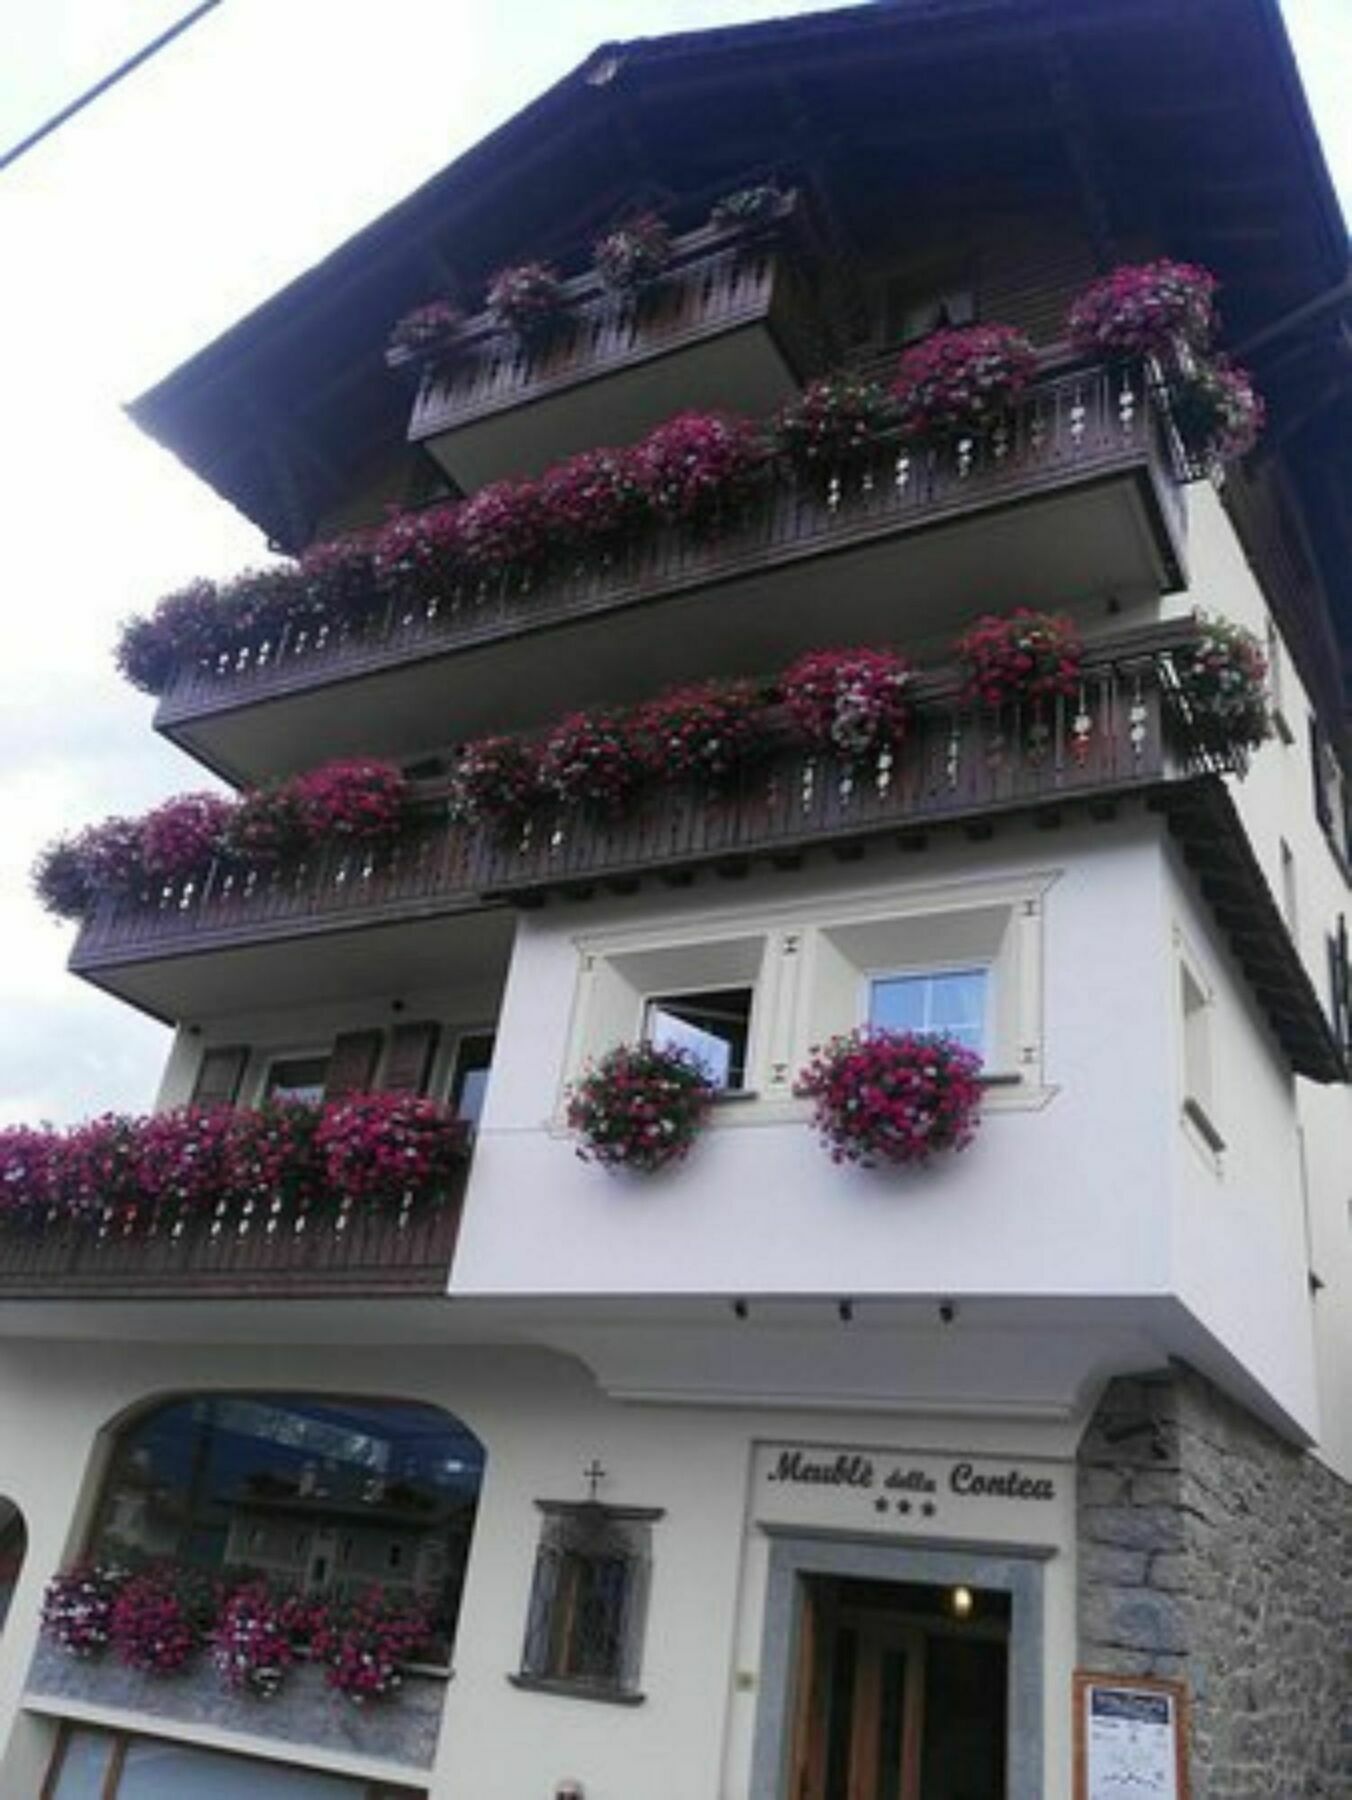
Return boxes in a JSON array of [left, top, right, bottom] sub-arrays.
[[1077, 1365, 1352, 1798]]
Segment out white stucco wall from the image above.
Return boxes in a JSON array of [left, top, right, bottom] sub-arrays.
[[0, 1338, 1080, 1800]]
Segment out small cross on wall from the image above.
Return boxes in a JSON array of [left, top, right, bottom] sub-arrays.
[[583, 1458, 608, 1502]]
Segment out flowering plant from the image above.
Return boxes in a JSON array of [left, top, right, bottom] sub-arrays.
[[41, 1564, 126, 1658], [1169, 357, 1264, 463], [593, 211, 672, 292], [116, 580, 226, 694], [386, 299, 463, 362], [629, 680, 767, 784], [292, 760, 408, 844], [566, 1041, 715, 1174], [538, 711, 644, 815], [954, 610, 1083, 710], [316, 1588, 433, 1703], [1174, 616, 1270, 750], [485, 261, 564, 340], [633, 410, 766, 528], [709, 183, 790, 234], [780, 647, 913, 759], [891, 324, 1037, 441], [133, 1105, 240, 1224], [794, 1029, 984, 1167], [372, 505, 464, 603], [138, 792, 233, 882], [538, 446, 649, 551], [228, 1099, 324, 1215], [447, 735, 542, 831], [32, 817, 143, 921], [0, 1126, 60, 1227], [109, 1568, 198, 1674], [221, 782, 310, 865], [57, 1114, 142, 1229], [772, 375, 897, 474], [211, 1581, 296, 1698], [1067, 260, 1218, 360], [315, 1093, 467, 1211], [456, 479, 548, 575], [300, 531, 380, 620]]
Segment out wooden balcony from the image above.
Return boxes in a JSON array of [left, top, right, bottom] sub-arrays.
[[157, 360, 1189, 785], [0, 1177, 465, 1304], [81, 624, 1346, 1082], [402, 203, 830, 490]]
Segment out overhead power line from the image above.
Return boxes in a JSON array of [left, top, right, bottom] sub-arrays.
[[1, 1, 224, 176]]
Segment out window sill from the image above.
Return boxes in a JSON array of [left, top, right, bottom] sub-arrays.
[[1182, 1096, 1226, 1155], [508, 1673, 646, 1707], [712, 1086, 759, 1105]]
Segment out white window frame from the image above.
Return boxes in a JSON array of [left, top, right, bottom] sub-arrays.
[[1175, 929, 1224, 1165], [861, 962, 993, 1057], [642, 980, 757, 1093]]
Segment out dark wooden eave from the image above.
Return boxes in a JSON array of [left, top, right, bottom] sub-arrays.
[[126, 0, 1351, 711]]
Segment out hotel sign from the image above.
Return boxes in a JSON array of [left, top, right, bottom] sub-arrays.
[[754, 1441, 1067, 1540]]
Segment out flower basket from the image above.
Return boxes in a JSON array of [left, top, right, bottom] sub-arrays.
[[1067, 260, 1218, 362], [954, 610, 1083, 711], [891, 324, 1037, 443], [221, 782, 310, 866], [211, 1582, 297, 1698], [566, 1042, 716, 1174], [538, 711, 645, 817], [628, 680, 767, 785], [447, 735, 543, 834], [315, 1589, 434, 1704], [485, 261, 565, 343], [709, 182, 793, 238], [138, 792, 233, 883], [794, 1029, 984, 1168], [41, 1564, 126, 1658], [291, 760, 408, 845], [315, 1093, 468, 1213], [772, 375, 898, 477], [385, 300, 463, 368], [32, 817, 144, 921], [593, 212, 673, 294], [1168, 356, 1264, 465], [632, 410, 767, 530], [780, 647, 912, 760], [1173, 616, 1269, 751], [538, 446, 650, 553], [115, 579, 226, 694]]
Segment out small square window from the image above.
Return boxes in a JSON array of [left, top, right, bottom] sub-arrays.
[[645, 987, 753, 1090], [265, 1056, 329, 1105], [517, 1503, 659, 1701], [868, 968, 988, 1055]]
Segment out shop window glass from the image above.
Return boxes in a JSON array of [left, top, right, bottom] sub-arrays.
[[88, 1395, 483, 1655]]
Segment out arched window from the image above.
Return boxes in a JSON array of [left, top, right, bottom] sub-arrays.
[[88, 1394, 483, 1653], [0, 1499, 26, 1628]]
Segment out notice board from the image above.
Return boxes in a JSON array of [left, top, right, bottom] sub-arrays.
[[1073, 1671, 1189, 1800]]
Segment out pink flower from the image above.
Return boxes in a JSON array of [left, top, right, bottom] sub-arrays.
[[629, 680, 767, 784], [781, 648, 912, 759], [632, 411, 766, 528], [593, 212, 672, 293], [891, 325, 1036, 441], [567, 1042, 715, 1174], [485, 262, 564, 340], [538, 712, 644, 816], [291, 760, 408, 844], [794, 1029, 983, 1168], [139, 793, 233, 882], [954, 610, 1083, 710], [1068, 261, 1218, 359]]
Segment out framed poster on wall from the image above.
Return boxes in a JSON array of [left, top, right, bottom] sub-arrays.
[[1073, 1671, 1189, 1800]]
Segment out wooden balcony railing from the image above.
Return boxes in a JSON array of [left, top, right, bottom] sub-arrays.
[[91, 630, 1215, 974], [155, 361, 1186, 732], [0, 1177, 465, 1301], [400, 203, 827, 443]]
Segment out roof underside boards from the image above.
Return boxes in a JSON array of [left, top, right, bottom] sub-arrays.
[[129, 0, 1351, 710]]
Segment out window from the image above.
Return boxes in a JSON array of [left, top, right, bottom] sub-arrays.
[[867, 968, 989, 1055], [45, 1724, 424, 1798], [265, 1056, 329, 1105], [1328, 917, 1351, 1059], [1179, 956, 1223, 1154], [450, 1032, 495, 1131], [515, 1502, 661, 1703], [88, 1395, 484, 1650], [645, 987, 754, 1089]]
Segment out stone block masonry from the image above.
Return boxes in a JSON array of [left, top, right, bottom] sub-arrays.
[[1077, 1366, 1352, 1798]]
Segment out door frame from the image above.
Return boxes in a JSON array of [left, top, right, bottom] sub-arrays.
[[748, 1532, 1048, 1800]]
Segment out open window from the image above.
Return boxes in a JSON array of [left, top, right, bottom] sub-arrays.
[[645, 987, 754, 1090]]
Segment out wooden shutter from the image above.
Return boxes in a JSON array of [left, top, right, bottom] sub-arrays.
[[190, 1044, 248, 1106], [324, 1030, 384, 1098], [382, 1020, 441, 1094]]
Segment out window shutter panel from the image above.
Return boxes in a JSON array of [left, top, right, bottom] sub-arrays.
[[190, 1045, 248, 1107], [324, 1030, 385, 1098], [382, 1021, 441, 1095]]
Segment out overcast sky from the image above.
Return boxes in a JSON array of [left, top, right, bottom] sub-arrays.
[[1, 0, 1348, 1127]]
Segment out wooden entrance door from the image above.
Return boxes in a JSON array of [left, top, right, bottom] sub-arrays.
[[790, 1591, 925, 1800]]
